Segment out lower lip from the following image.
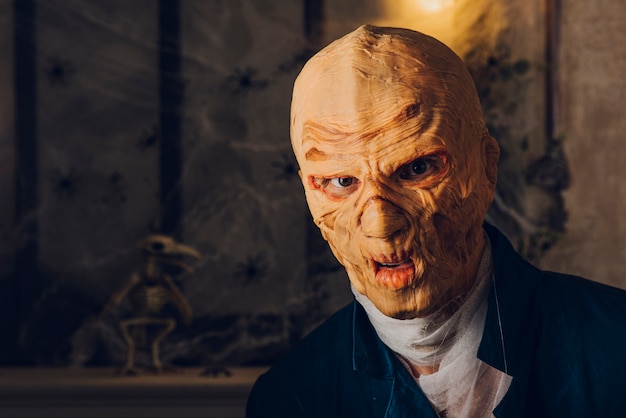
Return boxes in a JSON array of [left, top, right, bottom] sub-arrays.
[[375, 262, 415, 290]]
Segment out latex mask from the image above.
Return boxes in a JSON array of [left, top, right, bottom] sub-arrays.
[[291, 25, 500, 319]]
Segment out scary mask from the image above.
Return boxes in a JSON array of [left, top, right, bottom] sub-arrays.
[[291, 25, 500, 319]]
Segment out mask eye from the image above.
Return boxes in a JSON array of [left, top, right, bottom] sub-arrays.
[[396, 153, 448, 186], [308, 175, 360, 200], [406, 159, 429, 176], [330, 177, 354, 188]]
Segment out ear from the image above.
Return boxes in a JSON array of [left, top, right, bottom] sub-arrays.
[[482, 134, 500, 187]]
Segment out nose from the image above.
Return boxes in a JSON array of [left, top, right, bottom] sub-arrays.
[[360, 198, 409, 239]]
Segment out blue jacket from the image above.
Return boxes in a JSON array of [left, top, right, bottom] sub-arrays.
[[247, 224, 626, 417]]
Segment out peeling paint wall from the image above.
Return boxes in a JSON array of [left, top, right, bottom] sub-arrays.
[[540, 0, 626, 289], [1, 0, 346, 367]]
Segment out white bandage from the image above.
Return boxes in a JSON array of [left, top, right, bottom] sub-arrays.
[[353, 237, 512, 417]]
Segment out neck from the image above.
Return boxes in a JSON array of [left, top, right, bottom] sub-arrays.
[[446, 229, 487, 314], [352, 234, 493, 373], [410, 363, 439, 377]]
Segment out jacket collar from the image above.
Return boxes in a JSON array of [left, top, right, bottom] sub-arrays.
[[352, 301, 396, 378], [352, 300, 439, 417], [351, 223, 541, 380], [478, 222, 541, 378]]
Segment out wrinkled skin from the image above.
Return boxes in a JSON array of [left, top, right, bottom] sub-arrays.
[[291, 26, 500, 319]]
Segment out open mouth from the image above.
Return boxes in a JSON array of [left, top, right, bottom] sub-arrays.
[[373, 258, 416, 290], [376, 260, 410, 268]]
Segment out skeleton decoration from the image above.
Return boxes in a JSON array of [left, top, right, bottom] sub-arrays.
[[291, 25, 500, 319], [102, 234, 201, 375]]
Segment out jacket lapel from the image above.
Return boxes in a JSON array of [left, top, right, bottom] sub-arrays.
[[384, 370, 440, 418], [479, 223, 543, 417], [352, 302, 439, 418]]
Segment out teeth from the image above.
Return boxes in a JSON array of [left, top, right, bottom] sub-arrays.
[[377, 260, 410, 268]]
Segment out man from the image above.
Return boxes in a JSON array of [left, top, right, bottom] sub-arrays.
[[247, 25, 626, 417]]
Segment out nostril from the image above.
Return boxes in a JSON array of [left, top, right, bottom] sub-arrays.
[[360, 199, 409, 239]]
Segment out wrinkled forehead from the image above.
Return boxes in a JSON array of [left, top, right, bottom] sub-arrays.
[[290, 25, 483, 160]]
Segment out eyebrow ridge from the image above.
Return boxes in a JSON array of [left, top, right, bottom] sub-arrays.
[[301, 120, 380, 157], [305, 147, 357, 161]]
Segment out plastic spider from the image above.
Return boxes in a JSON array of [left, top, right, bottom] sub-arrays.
[[226, 67, 268, 95], [49, 167, 80, 198], [43, 55, 75, 86], [137, 125, 159, 149], [271, 154, 298, 182], [234, 253, 268, 286]]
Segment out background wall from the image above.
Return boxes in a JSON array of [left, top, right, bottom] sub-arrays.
[[1, 0, 347, 368], [0, 0, 624, 369], [540, 0, 626, 288]]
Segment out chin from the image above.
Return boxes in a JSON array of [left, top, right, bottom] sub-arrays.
[[360, 280, 443, 319]]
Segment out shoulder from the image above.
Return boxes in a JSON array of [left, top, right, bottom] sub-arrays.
[[486, 224, 626, 413], [256, 303, 354, 377], [536, 269, 626, 316], [527, 268, 626, 364], [526, 271, 626, 415], [534, 269, 626, 338], [246, 303, 355, 417], [486, 222, 626, 318]]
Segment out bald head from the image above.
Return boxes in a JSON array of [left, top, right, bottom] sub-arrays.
[[291, 25, 489, 165]]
